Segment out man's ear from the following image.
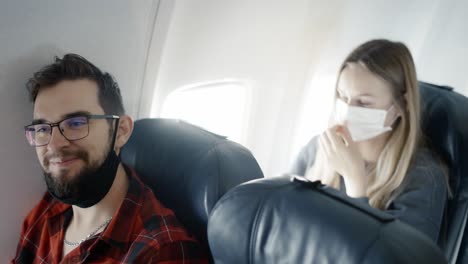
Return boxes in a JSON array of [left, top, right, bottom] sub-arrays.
[[114, 115, 134, 152]]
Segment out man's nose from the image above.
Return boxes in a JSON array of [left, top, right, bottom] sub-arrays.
[[47, 126, 70, 150]]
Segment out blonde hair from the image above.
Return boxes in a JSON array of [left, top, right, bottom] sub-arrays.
[[308, 39, 420, 209]]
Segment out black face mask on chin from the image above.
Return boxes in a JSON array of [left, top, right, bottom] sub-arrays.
[[46, 120, 121, 208]]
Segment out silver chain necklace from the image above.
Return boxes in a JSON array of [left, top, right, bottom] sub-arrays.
[[63, 217, 113, 247]]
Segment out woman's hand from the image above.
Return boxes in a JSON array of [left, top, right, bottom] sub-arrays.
[[319, 125, 367, 197]]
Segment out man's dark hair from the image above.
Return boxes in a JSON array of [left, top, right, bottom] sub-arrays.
[[26, 53, 125, 115]]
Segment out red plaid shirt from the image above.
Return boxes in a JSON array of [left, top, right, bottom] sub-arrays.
[[12, 168, 209, 263]]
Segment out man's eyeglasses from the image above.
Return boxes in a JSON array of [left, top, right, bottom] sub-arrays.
[[24, 114, 119, 147]]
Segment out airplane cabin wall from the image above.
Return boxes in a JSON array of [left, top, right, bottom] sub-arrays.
[[0, 0, 159, 260], [152, 0, 336, 177]]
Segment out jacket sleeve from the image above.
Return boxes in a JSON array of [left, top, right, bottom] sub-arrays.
[[384, 149, 448, 242], [288, 136, 319, 176]]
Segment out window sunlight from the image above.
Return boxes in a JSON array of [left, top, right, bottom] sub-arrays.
[[158, 80, 251, 144]]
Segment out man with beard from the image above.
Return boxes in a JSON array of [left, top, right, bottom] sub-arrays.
[[12, 54, 208, 263]]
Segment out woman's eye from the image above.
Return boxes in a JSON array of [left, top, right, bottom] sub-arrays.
[[357, 100, 372, 107], [338, 94, 348, 101]]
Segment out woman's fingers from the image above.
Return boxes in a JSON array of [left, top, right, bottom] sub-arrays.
[[328, 125, 347, 151], [319, 133, 331, 157], [325, 129, 338, 152], [336, 125, 352, 146]]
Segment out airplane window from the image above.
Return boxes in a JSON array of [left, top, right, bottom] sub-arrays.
[[158, 80, 251, 144]]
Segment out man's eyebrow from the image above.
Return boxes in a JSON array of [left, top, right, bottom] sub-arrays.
[[62, 111, 92, 119], [31, 119, 48, 125], [31, 111, 92, 125]]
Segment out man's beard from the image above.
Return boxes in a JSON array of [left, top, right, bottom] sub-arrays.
[[42, 136, 121, 208], [43, 148, 102, 200]]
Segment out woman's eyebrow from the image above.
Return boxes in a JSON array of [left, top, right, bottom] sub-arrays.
[[357, 93, 374, 97], [337, 89, 374, 97]]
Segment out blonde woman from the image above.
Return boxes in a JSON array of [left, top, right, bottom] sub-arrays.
[[289, 39, 448, 243]]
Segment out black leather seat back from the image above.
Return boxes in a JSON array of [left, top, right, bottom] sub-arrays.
[[208, 176, 447, 264], [419, 82, 468, 263], [121, 118, 264, 246]]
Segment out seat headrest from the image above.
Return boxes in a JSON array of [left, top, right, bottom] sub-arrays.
[[208, 176, 447, 264], [419, 82, 468, 195], [419, 82, 468, 261], [121, 118, 263, 244]]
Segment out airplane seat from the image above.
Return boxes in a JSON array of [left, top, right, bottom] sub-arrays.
[[120, 118, 264, 254], [419, 82, 468, 264], [207, 82, 467, 264], [207, 176, 447, 263]]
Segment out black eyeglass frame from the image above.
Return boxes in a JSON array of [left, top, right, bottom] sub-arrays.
[[24, 114, 120, 147]]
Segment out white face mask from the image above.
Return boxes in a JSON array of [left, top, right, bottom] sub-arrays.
[[334, 98, 394, 142]]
